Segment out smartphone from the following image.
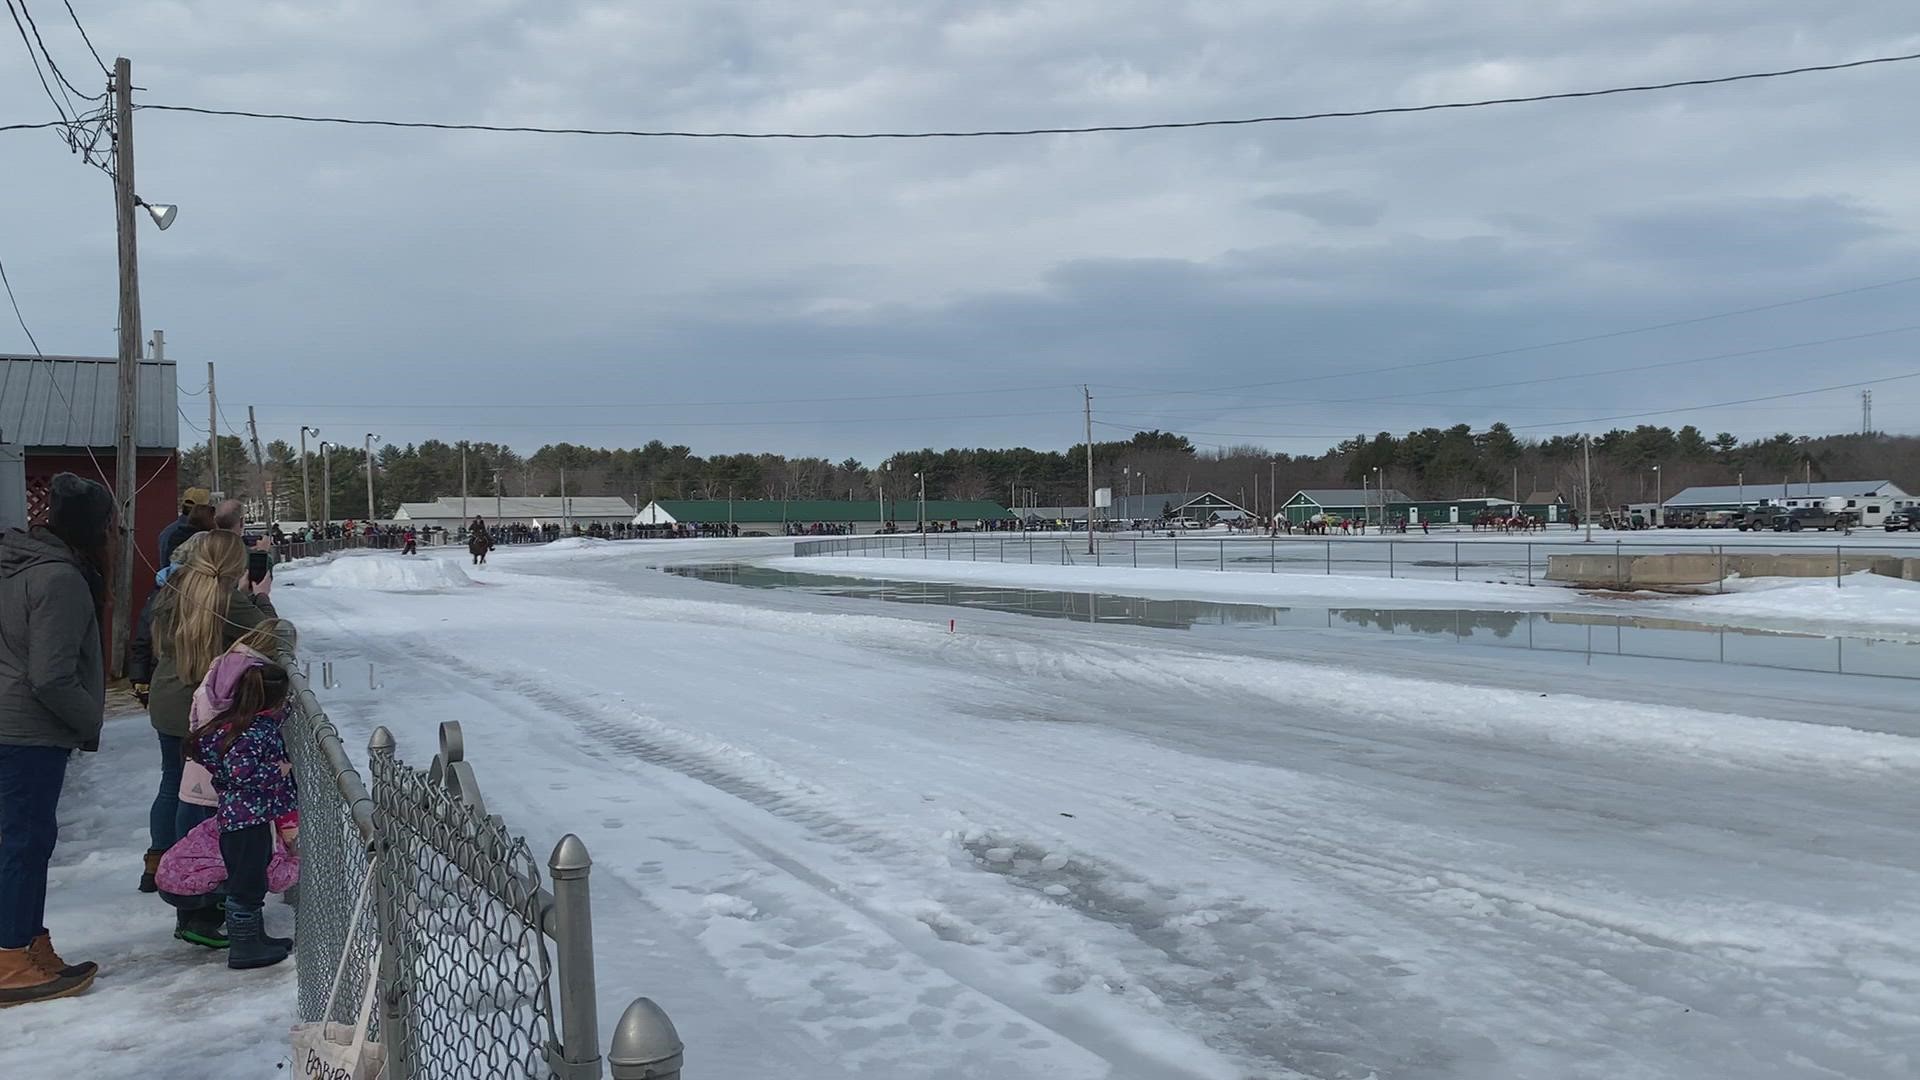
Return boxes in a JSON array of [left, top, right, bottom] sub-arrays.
[[248, 548, 272, 584]]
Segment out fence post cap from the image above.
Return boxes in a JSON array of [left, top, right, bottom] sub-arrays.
[[608, 997, 683, 1076], [368, 726, 395, 754], [438, 720, 466, 763], [549, 832, 592, 878]]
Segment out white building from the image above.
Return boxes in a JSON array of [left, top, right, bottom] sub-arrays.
[[394, 496, 635, 531]]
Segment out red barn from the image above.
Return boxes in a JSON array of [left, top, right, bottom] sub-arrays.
[[1, 355, 180, 673]]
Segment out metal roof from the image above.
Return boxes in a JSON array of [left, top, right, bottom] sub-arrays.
[[396, 496, 636, 521], [0, 356, 178, 450], [1665, 481, 1906, 506], [639, 499, 1011, 524], [1288, 488, 1414, 506]]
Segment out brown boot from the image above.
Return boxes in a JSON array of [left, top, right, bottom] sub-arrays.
[[29, 932, 98, 981], [0, 946, 93, 1008], [139, 849, 163, 893]]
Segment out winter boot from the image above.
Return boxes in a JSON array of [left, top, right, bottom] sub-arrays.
[[28, 932, 97, 981], [174, 907, 229, 950], [138, 849, 163, 893], [0, 946, 93, 1007], [224, 907, 290, 970]]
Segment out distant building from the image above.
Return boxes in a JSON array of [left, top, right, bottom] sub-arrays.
[[1282, 487, 1414, 524], [0, 354, 179, 664], [634, 498, 1011, 535], [1664, 480, 1913, 526], [395, 495, 635, 530]]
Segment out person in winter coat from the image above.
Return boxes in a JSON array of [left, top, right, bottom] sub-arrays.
[[0, 473, 112, 1006], [187, 657, 297, 969], [137, 531, 285, 943], [468, 518, 492, 565], [155, 487, 213, 566]]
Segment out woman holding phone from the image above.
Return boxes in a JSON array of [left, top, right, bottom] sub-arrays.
[[141, 531, 286, 947]]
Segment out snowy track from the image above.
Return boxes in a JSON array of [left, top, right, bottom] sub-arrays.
[[274, 543, 1920, 1079]]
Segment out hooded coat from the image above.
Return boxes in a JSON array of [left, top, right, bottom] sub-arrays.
[[179, 645, 274, 807], [0, 528, 105, 750]]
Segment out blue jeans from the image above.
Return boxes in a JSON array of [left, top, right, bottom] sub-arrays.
[[0, 745, 71, 949], [176, 801, 216, 841], [151, 734, 183, 852]]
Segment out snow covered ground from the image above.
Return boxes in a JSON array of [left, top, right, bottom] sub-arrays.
[[3, 701, 300, 1080], [1670, 572, 1920, 638], [22, 540, 1915, 1079]]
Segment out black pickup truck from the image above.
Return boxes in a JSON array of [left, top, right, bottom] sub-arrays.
[[1770, 506, 1855, 532]]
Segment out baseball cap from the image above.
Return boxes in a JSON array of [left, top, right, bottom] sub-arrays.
[[182, 486, 212, 507]]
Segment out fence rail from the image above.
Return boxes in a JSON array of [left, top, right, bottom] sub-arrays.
[[285, 652, 684, 1078], [794, 533, 1920, 590]]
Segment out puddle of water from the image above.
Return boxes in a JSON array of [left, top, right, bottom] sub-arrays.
[[665, 564, 1920, 681]]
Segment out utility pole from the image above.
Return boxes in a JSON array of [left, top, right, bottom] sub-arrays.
[[299, 426, 318, 524], [246, 406, 266, 522], [1582, 434, 1594, 543], [460, 443, 468, 522], [364, 433, 380, 523], [1083, 385, 1095, 555], [109, 56, 142, 678], [206, 361, 220, 496], [1863, 389, 1873, 435], [560, 467, 568, 533], [320, 442, 332, 526], [493, 469, 504, 523]]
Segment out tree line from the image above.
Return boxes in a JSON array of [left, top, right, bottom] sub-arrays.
[[174, 425, 1919, 520]]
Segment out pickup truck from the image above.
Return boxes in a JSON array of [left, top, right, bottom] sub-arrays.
[[1770, 506, 1855, 532]]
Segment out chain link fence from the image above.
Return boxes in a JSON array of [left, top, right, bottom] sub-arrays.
[[284, 655, 684, 1079]]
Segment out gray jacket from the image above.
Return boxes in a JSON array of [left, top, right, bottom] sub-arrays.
[[0, 528, 105, 750]]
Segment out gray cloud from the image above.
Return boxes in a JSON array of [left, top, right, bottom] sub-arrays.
[[4, 1, 1919, 461]]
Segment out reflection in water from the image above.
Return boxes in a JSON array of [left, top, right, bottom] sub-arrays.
[[663, 565, 1920, 681]]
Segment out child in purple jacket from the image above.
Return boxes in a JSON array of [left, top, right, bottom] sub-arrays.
[[187, 657, 295, 970]]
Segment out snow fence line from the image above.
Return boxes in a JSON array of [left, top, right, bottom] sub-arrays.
[[282, 647, 684, 1080]]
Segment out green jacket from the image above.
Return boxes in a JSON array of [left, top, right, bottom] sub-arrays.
[[147, 586, 281, 738]]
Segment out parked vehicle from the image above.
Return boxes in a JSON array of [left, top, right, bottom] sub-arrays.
[[1732, 508, 1779, 532], [1771, 506, 1854, 532], [1884, 509, 1920, 532]]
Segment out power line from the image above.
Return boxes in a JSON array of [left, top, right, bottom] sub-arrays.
[[0, 250, 45, 356], [1099, 272, 1920, 401], [130, 51, 1920, 140], [15, 0, 101, 101], [251, 381, 1083, 411], [6, 0, 74, 126], [60, 0, 106, 76]]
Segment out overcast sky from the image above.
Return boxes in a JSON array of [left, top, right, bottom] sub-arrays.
[[5, 1, 1920, 462]]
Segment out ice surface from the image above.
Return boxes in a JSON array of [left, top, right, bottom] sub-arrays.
[[278, 550, 473, 591]]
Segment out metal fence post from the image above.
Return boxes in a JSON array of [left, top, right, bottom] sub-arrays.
[[1173, 536, 1179, 568], [1615, 540, 1623, 590], [1717, 546, 1725, 594], [1837, 545, 1843, 588], [1219, 539, 1225, 571], [366, 726, 414, 1080], [609, 998, 684, 1080], [1526, 543, 1532, 586], [548, 835, 603, 1080], [1133, 541, 1138, 568], [1389, 541, 1395, 578], [1454, 541, 1459, 581], [1326, 540, 1332, 575], [1269, 536, 1275, 572]]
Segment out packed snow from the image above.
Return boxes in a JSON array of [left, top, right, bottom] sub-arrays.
[[294, 546, 1920, 1077], [277, 550, 473, 591], [23, 542, 1916, 1080], [1673, 571, 1920, 638], [3, 708, 298, 1080]]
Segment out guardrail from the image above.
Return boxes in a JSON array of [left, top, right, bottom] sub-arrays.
[[283, 656, 684, 1078], [793, 533, 1920, 590]]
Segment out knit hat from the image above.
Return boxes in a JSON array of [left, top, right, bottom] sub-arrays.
[[47, 472, 114, 550]]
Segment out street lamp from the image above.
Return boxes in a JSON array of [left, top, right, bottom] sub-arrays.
[[1652, 465, 1662, 527], [299, 426, 319, 525], [913, 470, 927, 549], [365, 433, 382, 525], [135, 197, 177, 230], [1373, 466, 1384, 530]]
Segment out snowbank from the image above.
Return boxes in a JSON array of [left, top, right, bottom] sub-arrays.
[[282, 553, 473, 591], [1674, 572, 1920, 637], [764, 555, 1572, 608]]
